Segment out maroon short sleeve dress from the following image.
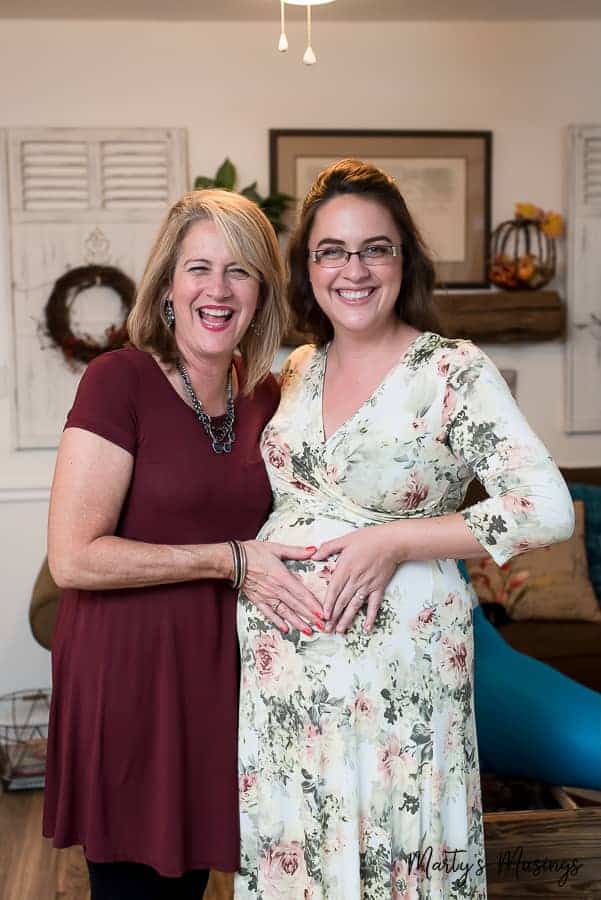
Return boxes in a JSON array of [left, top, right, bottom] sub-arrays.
[[43, 347, 279, 877]]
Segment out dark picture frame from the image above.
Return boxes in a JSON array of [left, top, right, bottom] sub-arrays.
[[270, 129, 492, 289]]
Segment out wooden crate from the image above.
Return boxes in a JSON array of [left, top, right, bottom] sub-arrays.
[[484, 786, 601, 897]]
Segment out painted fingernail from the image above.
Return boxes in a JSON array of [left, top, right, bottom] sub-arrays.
[[280, 625, 288, 633], [302, 627, 312, 636], [305, 546, 317, 552], [314, 621, 325, 631]]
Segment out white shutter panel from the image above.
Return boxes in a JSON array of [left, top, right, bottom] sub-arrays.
[[7, 127, 188, 448], [20, 140, 90, 211], [565, 125, 601, 433], [100, 140, 172, 209]]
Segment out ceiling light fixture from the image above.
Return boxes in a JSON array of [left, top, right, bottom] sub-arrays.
[[277, 0, 336, 66]]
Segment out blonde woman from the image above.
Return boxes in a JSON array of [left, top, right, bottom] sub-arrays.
[[43, 190, 323, 900]]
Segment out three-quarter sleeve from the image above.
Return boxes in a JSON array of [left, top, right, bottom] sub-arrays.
[[445, 343, 574, 565], [64, 349, 139, 455]]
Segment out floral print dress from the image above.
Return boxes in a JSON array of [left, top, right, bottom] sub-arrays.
[[235, 332, 573, 900]]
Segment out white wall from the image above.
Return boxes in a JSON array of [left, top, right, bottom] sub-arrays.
[[0, 18, 600, 692]]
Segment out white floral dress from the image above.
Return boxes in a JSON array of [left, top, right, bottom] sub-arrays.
[[235, 332, 573, 900]]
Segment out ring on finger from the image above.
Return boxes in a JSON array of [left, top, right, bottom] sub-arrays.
[[273, 599, 283, 615], [353, 591, 366, 602]]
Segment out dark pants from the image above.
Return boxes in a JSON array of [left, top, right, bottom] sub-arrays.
[[86, 859, 210, 900]]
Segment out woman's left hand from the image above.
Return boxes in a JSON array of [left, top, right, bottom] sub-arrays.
[[311, 524, 404, 634]]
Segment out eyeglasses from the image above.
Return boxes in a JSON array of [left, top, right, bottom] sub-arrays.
[[308, 243, 402, 268]]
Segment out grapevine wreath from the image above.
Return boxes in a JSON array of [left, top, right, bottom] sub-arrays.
[[45, 264, 135, 367]]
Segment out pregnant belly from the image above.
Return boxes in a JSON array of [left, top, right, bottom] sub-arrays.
[[241, 513, 475, 679], [256, 512, 356, 604], [256, 508, 476, 612]]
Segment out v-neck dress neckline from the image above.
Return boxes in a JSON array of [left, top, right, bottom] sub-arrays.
[[318, 331, 431, 445]]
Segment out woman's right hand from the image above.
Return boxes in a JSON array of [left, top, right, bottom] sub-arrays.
[[241, 541, 325, 635]]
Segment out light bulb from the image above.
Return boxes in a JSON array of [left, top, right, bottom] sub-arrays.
[[303, 5, 317, 65], [302, 45, 317, 65], [278, 0, 288, 53]]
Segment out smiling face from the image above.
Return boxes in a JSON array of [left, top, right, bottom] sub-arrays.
[[307, 194, 403, 341], [169, 218, 260, 363]]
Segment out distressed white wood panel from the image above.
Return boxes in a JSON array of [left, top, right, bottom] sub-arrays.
[[565, 124, 601, 433], [7, 126, 188, 448], [101, 141, 170, 208], [20, 140, 90, 211], [11, 222, 159, 448], [9, 127, 187, 223]]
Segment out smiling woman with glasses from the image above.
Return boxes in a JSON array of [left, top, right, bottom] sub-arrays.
[[234, 158, 574, 899]]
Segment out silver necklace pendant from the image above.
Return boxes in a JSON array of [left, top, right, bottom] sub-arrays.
[[177, 359, 236, 455]]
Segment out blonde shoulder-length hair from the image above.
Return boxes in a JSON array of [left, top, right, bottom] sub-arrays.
[[127, 189, 288, 395]]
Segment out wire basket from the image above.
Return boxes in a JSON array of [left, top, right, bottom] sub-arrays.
[[488, 217, 557, 290], [0, 688, 51, 790]]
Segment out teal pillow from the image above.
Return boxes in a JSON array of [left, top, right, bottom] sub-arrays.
[[460, 565, 601, 787], [473, 604, 601, 788], [568, 482, 601, 605]]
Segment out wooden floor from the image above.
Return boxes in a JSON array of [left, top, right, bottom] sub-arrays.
[[0, 788, 89, 900], [0, 787, 233, 900]]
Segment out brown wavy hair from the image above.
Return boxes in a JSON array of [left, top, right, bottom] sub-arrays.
[[287, 158, 438, 345], [128, 189, 288, 394]]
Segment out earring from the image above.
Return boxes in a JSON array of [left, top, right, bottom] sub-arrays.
[[249, 317, 262, 336], [164, 299, 175, 329]]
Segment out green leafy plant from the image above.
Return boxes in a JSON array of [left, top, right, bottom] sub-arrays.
[[194, 158, 294, 235]]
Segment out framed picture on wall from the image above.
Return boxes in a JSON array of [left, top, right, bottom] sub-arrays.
[[270, 129, 492, 289]]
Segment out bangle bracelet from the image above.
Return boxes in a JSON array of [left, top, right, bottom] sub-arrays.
[[228, 540, 241, 589], [228, 540, 247, 591], [238, 541, 248, 589]]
